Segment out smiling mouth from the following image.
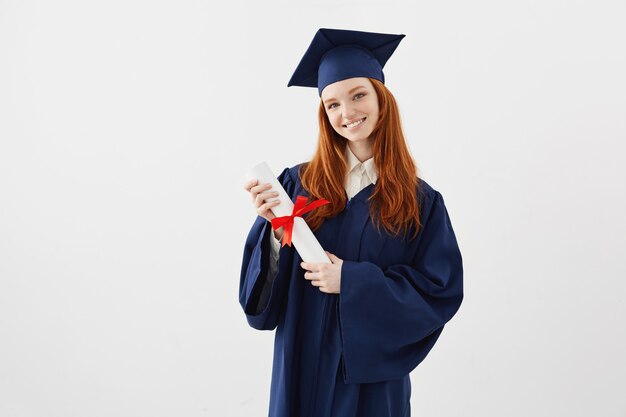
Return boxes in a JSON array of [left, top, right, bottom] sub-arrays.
[[343, 117, 366, 128]]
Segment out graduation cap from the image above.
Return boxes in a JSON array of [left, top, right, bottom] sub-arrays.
[[288, 28, 406, 96]]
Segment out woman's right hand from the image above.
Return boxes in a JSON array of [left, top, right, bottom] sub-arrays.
[[243, 179, 284, 239]]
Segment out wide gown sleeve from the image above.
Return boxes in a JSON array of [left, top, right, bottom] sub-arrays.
[[239, 167, 296, 331], [338, 190, 464, 384]]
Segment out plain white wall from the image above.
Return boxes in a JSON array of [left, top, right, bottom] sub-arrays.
[[1, 0, 625, 416]]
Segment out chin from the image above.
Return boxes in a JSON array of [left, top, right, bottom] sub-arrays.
[[345, 133, 371, 142]]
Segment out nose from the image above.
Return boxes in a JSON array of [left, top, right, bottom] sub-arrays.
[[342, 102, 357, 120]]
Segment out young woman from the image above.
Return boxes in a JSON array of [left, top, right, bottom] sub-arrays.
[[240, 28, 463, 417]]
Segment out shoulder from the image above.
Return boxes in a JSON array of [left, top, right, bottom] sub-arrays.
[[274, 163, 307, 194], [285, 162, 307, 185], [416, 177, 440, 202], [416, 177, 453, 223]]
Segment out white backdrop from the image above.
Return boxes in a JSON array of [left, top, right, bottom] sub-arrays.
[[1, 1, 625, 416]]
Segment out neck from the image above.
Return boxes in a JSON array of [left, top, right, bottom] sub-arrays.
[[347, 139, 373, 162]]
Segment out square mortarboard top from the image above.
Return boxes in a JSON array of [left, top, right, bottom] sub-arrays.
[[287, 28, 406, 96]]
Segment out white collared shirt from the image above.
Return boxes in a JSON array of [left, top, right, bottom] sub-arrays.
[[344, 144, 378, 199]]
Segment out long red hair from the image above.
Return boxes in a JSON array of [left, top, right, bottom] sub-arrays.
[[299, 78, 423, 241]]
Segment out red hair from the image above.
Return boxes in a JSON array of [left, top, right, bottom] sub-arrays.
[[299, 78, 423, 240]]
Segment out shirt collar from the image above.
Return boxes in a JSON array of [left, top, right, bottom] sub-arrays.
[[345, 145, 378, 184]]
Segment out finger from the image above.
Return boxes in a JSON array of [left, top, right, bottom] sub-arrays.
[[255, 190, 280, 207], [301, 262, 321, 271], [303, 271, 316, 280], [249, 183, 270, 203], [254, 191, 265, 207], [254, 192, 277, 208], [257, 200, 281, 214], [251, 182, 272, 195], [244, 178, 258, 191]]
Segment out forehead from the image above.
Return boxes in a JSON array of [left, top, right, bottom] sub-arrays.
[[321, 77, 372, 100]]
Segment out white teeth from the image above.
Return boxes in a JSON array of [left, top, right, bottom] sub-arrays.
[[345, 118, 365, 128]]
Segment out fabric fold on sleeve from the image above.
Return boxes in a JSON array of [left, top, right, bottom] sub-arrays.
[[268, 230, 282, 282], [256, 230, 283, 312], [337, 190, 464, 383]]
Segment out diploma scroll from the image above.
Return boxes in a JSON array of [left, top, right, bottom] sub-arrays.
[[246, 162, 331, 264]]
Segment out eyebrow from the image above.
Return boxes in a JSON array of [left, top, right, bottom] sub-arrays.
[[323, 86, 366, 104]]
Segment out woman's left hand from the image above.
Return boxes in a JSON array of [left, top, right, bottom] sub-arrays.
[[301, 251, 343, 294]]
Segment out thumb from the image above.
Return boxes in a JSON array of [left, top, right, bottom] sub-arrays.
[[325, 251, 339, 262]]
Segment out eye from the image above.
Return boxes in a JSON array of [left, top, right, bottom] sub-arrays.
[[354, 93, 365, 100], [328, 103, 338, 110]]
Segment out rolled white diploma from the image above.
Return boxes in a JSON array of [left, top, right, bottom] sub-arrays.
[[246, 162, 331, 264]]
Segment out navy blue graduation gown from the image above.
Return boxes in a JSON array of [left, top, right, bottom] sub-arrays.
[[239, 164, 463, 417]]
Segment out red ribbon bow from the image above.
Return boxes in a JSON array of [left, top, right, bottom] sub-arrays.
[[271, 195, 330, 247]]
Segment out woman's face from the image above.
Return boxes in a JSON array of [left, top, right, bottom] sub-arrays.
[[321, 77, 380, 145]]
